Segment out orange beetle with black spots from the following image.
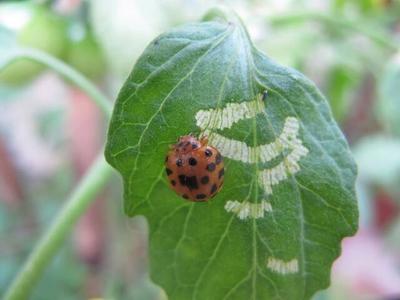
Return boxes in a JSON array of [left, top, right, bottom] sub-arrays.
[[165, 135, 224, 202]]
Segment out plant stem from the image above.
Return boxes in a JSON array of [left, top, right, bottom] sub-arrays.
[[1, 49, 115, 299], [4, 155, 113, 300], [7, 48, 113, 117], [269, 11, 399, 51]]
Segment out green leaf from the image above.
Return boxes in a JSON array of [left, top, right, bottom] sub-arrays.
[[376, 53, 400, 136], [105, 11, 358, 300]]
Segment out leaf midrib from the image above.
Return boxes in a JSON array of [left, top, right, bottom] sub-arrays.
[[241, 30, 309, 298]]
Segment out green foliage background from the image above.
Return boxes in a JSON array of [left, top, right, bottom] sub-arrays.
[[1, 0, 400, 299]]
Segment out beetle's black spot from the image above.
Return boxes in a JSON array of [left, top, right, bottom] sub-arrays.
[[205, 148, 212, 157], [200, 176, 209, 184], [218, 168, 224, 179], [178, 174, 198, 190], [176, 159, 183, 167], [188, 157, 197, 166], [178, 142, 184, 147], [184, 141, 191, 146], [166, 168, 173, 176], [191, 143, 198, 150], [178, 175, 186, 186], [170, 180, 176, 186], [186, 176, 198, 190], [206, 163, 216, 172], [215, 153, 222, 165], [210, 184, 217, 194], [196, 194, 207, 200], [182, 194, 189, 199], [165, 156, 169, 162]]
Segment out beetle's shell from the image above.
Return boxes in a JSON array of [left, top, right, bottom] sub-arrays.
[[165, 135, 224, 202]]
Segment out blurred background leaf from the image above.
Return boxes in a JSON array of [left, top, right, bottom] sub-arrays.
[[377, 52, 400, 136], [0, 2, 68, 85], [353, 135, 400, 199]]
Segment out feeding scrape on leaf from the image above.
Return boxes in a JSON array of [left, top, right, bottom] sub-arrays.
[[105, 10, 358, 300]]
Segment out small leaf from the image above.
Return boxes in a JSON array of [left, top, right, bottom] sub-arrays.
[[105, 11, 358, 300], [326, 64, 359, 121]]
